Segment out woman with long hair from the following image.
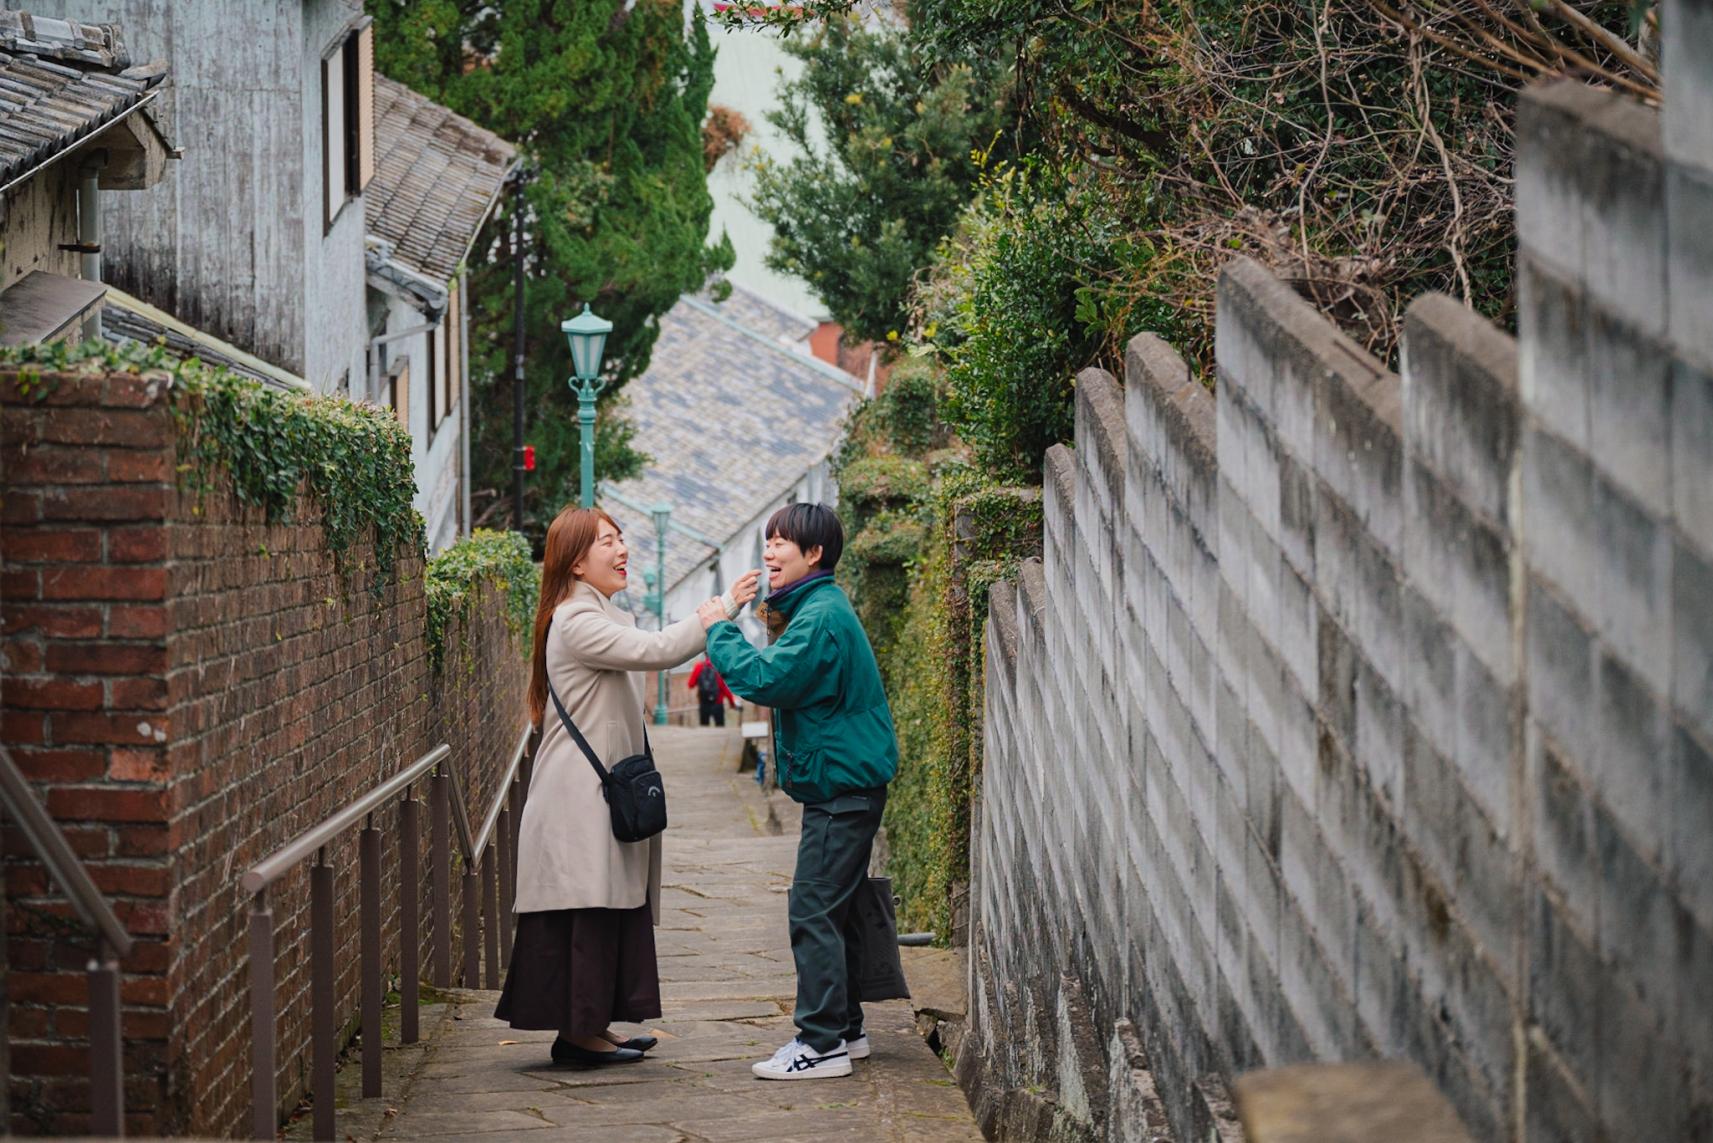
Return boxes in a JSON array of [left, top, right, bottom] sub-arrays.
[[496, 505, 759, 1065]]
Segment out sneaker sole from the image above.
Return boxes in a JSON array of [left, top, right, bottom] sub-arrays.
[[847, 1040, 870, 1060], [751, 1060, 855, 1080]]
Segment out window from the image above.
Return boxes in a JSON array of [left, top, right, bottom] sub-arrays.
[[425, 325, 438, 431], [445, 283, 461, 420], [322, 20, 374, 229], [388, 358, 410, 428]]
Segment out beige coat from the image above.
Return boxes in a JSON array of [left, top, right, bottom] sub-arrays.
[[513, 580, 706, 921]]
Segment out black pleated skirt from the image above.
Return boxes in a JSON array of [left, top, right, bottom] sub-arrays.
[[493, 905, 660, 1039]]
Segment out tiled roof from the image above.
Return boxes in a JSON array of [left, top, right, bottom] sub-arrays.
[[602, 290, 862, 593], [368, 74, 517, 286], [103, 289, 308, 394], [0, 11, 167, 192], [704, 281, 818, 346]]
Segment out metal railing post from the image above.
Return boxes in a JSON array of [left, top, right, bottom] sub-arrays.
[[399, 794, 421, 1045], [482, 843, 500, 989], [431, 772, 452, 988], [496, 804, 514, 966], [359, 822, 383, 1099], [248, 892, 277, 1141], [461, 863, 480, 988], [88, 938, 123, 1138], [311, 856, 336, 1142]]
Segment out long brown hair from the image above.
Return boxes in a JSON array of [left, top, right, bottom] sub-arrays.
[[528, 505, 620, 726]]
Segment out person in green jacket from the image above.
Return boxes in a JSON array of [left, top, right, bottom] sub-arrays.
[[696, 503, 899, 1081]]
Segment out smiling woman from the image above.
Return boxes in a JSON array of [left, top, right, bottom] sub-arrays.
[[498, 505, 758, 1065]]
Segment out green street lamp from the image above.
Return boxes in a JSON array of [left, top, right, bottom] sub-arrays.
[[646, 501, 672, 726], [561, 304, 613, 509]]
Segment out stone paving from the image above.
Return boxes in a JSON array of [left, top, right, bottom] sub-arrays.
[[334, 724, 983, 1142]]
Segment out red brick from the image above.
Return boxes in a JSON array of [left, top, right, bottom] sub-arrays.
[[115, 824, 171, 856], [108, 747, 166, 780], [2, 823, 107, 858], [50, 711, 167, 746], [4, 528, 104, 561], [6, 971, 88, 1004], [120, 969, 170, 999], [46, 642, 167, 675], [106, 606, 168, 638], [7, 1043, 90, 1075], [109, 526, 166, 562], [2, 709, 47, 743], [35, 408, 170, 448], [1, 567, 41, 599], [1, 489, 41, 523], [4, 604, 103, 638], [42, 485, 168, 523], [107, 451, 170, 482], [2, 637, 44, 672], [89, 863, 171, 897], [46, 785, 168, 824], [42, 566, 166, 602], [2, 446, 105, 484], [110, 677, 169, 711], [5, 678, 104, 711], [8, 747, 106, 781], [101, 372, 172, 409]]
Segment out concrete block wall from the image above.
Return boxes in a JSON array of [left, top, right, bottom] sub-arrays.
[[0, 368, 530, 1136], [964, 24, 1713, 1140]]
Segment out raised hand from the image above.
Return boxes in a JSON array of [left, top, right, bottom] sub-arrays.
[[728, 569, 762, 608]]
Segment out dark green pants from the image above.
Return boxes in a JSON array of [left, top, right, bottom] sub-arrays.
[[789, 787, 887, 1053]]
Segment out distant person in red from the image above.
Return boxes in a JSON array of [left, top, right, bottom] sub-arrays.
[[688, 655, 737, 726]]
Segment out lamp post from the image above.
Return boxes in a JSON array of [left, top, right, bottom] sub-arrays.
[[561, 304, 613, 509], [647, 502, 671, 726]]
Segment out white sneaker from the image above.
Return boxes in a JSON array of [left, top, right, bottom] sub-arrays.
[[846, 1034, 870, 1060], [751, 1037, 853, 1080]]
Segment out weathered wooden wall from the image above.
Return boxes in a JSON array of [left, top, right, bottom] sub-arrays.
[[1, 166, 80, 292]]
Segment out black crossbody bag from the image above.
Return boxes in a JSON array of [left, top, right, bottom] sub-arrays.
[[546, 680, 668, 843]]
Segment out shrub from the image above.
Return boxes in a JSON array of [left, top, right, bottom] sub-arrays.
[[425, 529, 539, 670]]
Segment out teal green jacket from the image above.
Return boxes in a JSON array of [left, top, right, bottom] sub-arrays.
[[706, 574, 899, 804]]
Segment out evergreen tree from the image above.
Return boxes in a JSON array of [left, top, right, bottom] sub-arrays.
[[748, 17, 1010, 345], [369, 0, 733, 533]]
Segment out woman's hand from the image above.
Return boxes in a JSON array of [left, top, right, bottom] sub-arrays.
[[696, 598, 728, 630], [728, 569, 761, 608]]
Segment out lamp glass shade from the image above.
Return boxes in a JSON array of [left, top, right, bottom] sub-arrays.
[[561, 304, 613, 382], [651, 502, 672, 536]]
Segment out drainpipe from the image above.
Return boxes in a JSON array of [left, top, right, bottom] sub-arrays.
[[78, 151, 106, 339], [459, 268, 472, 538]]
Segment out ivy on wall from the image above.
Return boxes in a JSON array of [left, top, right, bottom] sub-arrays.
[[424, 529, 538, 670], [2, 341, 424, 590]]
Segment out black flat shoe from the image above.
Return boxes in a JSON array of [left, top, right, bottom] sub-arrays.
[[612, 1034, 657, 1052], [551, 1038, 645, 1066]]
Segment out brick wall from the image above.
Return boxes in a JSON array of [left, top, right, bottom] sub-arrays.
[[964, 23, 1713, 1141], [1, 368, 531, 1136]]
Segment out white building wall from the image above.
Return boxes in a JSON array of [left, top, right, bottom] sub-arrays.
[[301, 0, 370, 395], [379, 292, 462, 553]]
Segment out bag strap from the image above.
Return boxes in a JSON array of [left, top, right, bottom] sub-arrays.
[[547, 677, 611, 787]]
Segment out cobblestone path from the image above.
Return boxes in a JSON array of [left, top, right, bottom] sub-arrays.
[[357, 724, 983, 1142]]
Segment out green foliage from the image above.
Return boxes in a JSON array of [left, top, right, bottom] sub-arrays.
[[425, 529, 539, 670], [1, 340, 423, 590], [920, 165, 1177, 483], [866, 357, 943, 455], [748, 16, 1011, 344], [838, 455, 932, 519], [367, 0, 734, 534]]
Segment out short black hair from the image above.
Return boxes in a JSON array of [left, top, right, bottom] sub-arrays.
[[766, 502, 844, 572]]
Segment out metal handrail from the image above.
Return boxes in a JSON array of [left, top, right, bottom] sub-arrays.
[[0, 748, 134, 957], [241, 744, 450, 894], [242, 731, 534, 1141], [0, 747, 131, 1136], [474, 724, 533, 857]]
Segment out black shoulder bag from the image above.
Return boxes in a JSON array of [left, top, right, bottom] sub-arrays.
[[546, 680, 668, 843]]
